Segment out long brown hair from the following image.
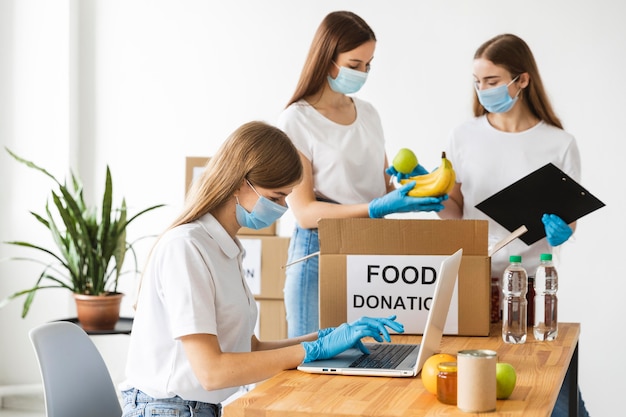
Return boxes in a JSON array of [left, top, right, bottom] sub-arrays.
[[472, 33, 563, 129], [286, 11, 376, 107], [133, 121, 302, 308], [171, 121, 303, 229]]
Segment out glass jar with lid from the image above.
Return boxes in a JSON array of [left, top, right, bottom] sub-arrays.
[[436, 361, 457, 405]]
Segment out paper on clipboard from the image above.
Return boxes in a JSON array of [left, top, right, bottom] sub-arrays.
[[476, 163, 605, 246]]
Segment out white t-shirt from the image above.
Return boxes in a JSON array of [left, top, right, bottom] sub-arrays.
[[447, 116, 581, 276], [120, 213, 258, 404], [277, 97, 387, 204]]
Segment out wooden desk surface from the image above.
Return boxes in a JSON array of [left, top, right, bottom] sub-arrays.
[[224, 323, 579, 417]]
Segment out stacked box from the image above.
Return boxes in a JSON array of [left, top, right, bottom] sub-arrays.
[[238, 236, 290, 340], [257, 300, 288, 341]]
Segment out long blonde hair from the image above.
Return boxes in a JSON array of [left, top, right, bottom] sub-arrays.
[[172, 121, 303, 228]]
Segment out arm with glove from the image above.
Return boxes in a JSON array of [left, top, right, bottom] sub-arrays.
[[369, 181, 447, 218], [301, 316, 404, 363]]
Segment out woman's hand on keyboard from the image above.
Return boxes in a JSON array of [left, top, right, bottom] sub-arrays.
[[351, 315, 405, 342], [301, 315, 405, 363]]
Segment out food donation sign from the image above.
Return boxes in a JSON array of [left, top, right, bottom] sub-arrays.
[[346, 255, 459, 334]]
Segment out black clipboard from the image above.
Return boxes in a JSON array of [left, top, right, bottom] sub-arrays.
[[475, 163, 605, 246]]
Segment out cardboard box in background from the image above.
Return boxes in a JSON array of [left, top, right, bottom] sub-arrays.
[[318, 218, 490, 336], [256, 299, 288, 340], [184, 156, 276, 236], [240, 236, 289, 339], [185, 156, 210, 193], [240, 236, 290, 299]]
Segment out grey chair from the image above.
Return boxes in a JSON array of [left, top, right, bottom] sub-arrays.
[[29, 321, 123, 417]]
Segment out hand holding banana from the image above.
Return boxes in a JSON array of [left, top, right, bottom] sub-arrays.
[[395, 151, 456, 197], [368, 182, 446, 218]]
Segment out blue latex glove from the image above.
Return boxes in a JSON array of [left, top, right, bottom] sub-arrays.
[[542, 213, 573, 246], [302, 316, 405, 363], [385, 164, 429, 182], [317, 327, 336, 339], [369, 182, 447, 218]]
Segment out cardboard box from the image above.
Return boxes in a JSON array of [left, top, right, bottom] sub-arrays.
[[238, 224, 277, 236], [318, 218, 490, 336], [256, 299, 288, 340], [240, 236, 289, 299], [185, 156, 276, 236]]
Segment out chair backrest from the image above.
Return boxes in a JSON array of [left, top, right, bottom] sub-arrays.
[[29, 321, 123, 417]]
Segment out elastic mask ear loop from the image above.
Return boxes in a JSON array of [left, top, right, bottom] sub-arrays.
[[506, 75, 520, 87], [246, 179, 262, 197], [329, 61, 341, 79], [508, 75, 522, 98]]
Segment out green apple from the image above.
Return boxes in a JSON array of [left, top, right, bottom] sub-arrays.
[[392, 148, 418, 174], [496, 362, 517, 399]]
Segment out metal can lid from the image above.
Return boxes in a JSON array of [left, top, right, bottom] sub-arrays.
[[457, 349, 497, 358], [437, 362, 458, 372]]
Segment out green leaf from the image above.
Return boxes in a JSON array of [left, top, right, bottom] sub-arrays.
[[3, 148, 164, 316]]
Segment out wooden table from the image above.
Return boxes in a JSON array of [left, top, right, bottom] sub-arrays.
[[224, 323, 580, 417]]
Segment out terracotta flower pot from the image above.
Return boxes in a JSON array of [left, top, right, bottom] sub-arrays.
[[73, 293, 124, 331]]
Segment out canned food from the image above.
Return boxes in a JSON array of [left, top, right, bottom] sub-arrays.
[[457, 349, 497, 412]]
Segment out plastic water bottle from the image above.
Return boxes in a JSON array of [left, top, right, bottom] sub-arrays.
[[502, 255, 527, 344], [533, 253, 558, 341]]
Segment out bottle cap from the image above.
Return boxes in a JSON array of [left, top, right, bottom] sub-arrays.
[[540, 253, 552, 261], [509, 255, 522, 262]]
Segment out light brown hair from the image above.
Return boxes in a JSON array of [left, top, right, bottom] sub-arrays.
[[473, 33, 563, 129], [286, 11, 376, 107], [171, 121, 303, 228]]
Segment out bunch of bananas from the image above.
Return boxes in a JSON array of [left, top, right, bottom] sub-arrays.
[[400, 152, 456, 197]]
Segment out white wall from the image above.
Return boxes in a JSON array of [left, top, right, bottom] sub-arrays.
[[1, 0, 624, 414]]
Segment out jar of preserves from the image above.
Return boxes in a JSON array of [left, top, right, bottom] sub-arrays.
[[436, 362, 457, 405]]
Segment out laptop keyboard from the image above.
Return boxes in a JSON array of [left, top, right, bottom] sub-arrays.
[[348, 344, 416, 369]]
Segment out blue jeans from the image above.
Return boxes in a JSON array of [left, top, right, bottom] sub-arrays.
[[121, 388, 221, 417], [551, 369, 590, 417], [284, 225, 320, 337]]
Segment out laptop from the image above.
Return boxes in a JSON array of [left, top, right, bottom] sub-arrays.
[[297, 248, 463, 377]]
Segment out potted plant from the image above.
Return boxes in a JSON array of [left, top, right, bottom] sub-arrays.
[[1, 148, 164, 330]]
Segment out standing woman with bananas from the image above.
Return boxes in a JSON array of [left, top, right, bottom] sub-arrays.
[[438, 34, 588, 417], [277, 11, 446, 338]]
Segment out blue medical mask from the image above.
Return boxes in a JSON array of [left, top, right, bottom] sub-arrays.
[[235, 180, 287, 230], [327, 62, 368, 94], [475, 75, 521, 113]]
